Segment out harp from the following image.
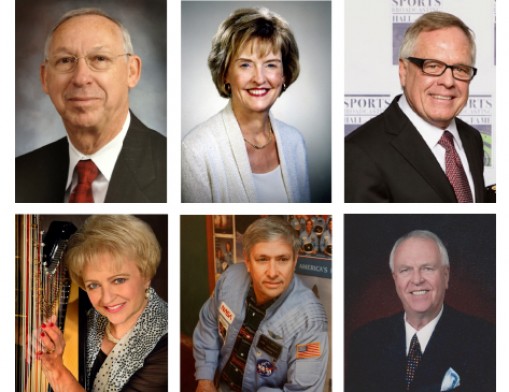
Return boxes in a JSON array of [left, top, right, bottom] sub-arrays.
[[15, 215, 78, 392]]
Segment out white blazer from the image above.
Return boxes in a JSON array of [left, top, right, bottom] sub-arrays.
[[182, 102, 310, 203]]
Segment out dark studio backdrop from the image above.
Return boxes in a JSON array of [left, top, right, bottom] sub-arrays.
[[15, 0, 167, 157], [344, 214, 496, 356]]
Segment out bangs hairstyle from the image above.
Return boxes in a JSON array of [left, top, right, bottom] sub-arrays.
[[44, 7, 134, 58], [242, 216, 301, 259], [389, 230, 449, 273], [64, 215, 161, 290], [399, 11, 476, 65], [208, 7, 300, 98]]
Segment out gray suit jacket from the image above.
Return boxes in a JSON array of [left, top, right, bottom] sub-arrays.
[[16, 112, 166, 203]]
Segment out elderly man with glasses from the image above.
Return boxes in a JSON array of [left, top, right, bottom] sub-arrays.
[[16, 8, 166, 203], [345, 12, 488, 203]]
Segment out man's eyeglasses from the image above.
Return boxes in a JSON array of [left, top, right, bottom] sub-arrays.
[[406, 57, 477, 81], [46, 53, 132, 73]]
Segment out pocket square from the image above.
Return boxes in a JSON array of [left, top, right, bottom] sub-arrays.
[[440, 367, 461, 391]]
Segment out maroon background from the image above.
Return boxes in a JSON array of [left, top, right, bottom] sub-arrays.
[[344, 214, 496, 358]]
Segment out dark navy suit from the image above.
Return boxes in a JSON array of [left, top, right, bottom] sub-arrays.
[[346, 306, 495, 392]]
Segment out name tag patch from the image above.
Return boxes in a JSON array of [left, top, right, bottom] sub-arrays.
[[256, 334, 283, 360], [256, 359, 275, 377], [296, 342, 321, 359], [219, 301, 235, 324]]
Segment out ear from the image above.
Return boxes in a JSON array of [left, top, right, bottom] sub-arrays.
[[127, 55, 142, 88], [398, 58, 408, 88], [40, 63, 49, 94], [244, 253, 251, 273], [444, 266, 450, 289]]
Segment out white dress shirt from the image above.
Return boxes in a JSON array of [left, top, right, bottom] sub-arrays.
[[404, 306, 444, 354], [398, 95, 476, 201], [65, 112, 130, 203]]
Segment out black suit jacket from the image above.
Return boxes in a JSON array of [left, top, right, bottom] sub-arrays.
[[346, 306, 495, 392], [16, 112, 166, 203], [345, 96, 486, 202]]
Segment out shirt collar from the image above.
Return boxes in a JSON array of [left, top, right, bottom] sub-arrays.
[[398, 94, 463, 152], [404, 305, 444, 354], [66, 111, 131, 188]]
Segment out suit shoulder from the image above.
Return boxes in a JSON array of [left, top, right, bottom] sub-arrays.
[[16, 137, 68, 165], [272, 117, 302, 135], [455, 117, 483, 142], [127, 114, 166, 158], [182, 111, 225, 147], [130, 114, 166, 142], [455, 117, 482, 134], [443, 306, 494, 334], [345, 111, 388, 145], [16, 138, 68, 177], [351, 312, 403, 341]]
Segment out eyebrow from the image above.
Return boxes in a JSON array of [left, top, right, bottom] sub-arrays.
[[234, 57, 282, 63], [253, 253, 292, 258], [83, 273, 130, 284], [50, 45, 113, 55]]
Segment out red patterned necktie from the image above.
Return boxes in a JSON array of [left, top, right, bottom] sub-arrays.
[[405, 334, 422, 390], [438, 131, 473, 203], [69, 159, 99, 203]]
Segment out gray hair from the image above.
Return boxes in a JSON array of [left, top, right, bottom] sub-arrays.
[[44, 8, 134, 58], [389, 230, 449, 272], [399, 11, 476, 65], [243, 216, 301, 258]]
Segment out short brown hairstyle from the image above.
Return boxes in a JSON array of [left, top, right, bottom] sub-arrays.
[[65, 215, 161, 289], [399, 11, 476, 64], [208, 7, 300, 98]]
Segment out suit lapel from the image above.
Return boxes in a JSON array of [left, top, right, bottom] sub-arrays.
[[384, 98, 457, 202], [105, 114, 157, 202], [381, 314, 408, 391], [411, 307, 456, 392], [457, 121, 485, 202]]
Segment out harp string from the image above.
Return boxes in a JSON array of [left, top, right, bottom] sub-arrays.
[[16, 215, 77, 392]]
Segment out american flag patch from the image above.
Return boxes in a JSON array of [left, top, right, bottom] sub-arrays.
[[296, 342, 321, 359]]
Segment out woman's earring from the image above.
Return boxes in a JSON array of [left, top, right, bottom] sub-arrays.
[[145, 288, 150, 299], [282, 83, 287, 92], [224, 83, 231, 96]]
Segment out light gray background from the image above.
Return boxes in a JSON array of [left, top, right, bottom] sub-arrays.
[[15, 0, 167, 157], [182, 1, 331, 203]]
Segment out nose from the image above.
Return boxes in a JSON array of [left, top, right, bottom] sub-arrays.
[[252, 64, 266, 84], [70, 57, 93, 86], [437, 66, 455, 87], [410, 269, 424, 285], [100, 285, 115, 304], [266, 260, 278, 278]]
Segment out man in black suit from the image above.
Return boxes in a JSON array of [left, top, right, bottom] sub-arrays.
[[345, 12, 486, 202], [16, 8, 166, 203], [346, 230, 495, 392]]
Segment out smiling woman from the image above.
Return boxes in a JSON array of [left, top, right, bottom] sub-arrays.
[[35, 215, 168, 391], [182, 7, 310, 203]]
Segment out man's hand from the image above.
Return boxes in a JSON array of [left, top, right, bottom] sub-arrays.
[[196, 379, 217, 392]]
